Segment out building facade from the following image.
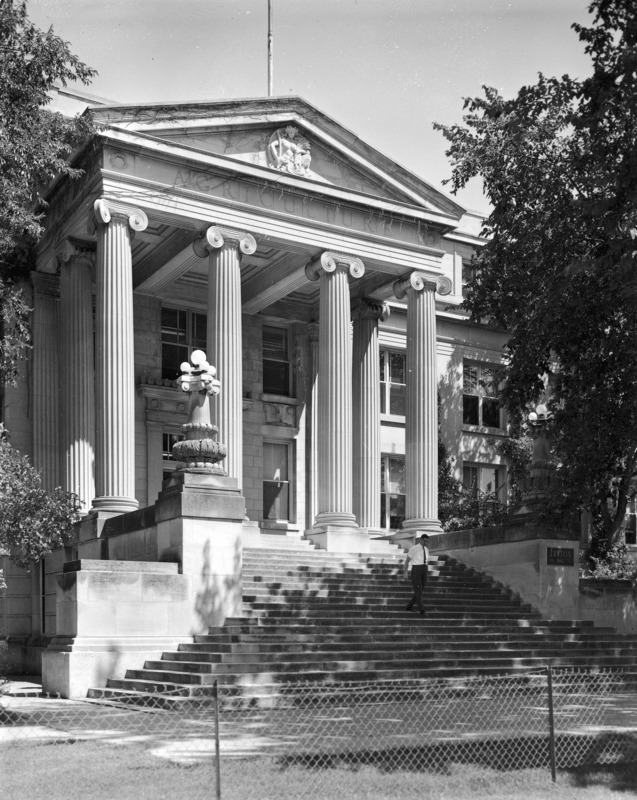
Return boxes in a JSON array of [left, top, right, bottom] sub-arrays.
[[1, 96, 509, 647]]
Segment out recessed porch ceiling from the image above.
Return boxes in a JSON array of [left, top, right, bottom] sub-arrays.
[[132, 223, 400, 319]]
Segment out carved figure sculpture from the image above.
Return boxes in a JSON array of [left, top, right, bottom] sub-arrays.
[[267, 126, 312, 177]]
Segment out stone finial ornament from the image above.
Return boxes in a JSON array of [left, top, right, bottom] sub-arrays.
[[171, 350, 227, 473], [267, 126, 312, 177]]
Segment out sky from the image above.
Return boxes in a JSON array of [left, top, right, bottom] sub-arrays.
[[27, 0, 595, 214]]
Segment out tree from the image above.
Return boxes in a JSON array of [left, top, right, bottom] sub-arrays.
[[435, 0, 637, 547], [0, 0, 96, 390], [0, 426, 80, 590]]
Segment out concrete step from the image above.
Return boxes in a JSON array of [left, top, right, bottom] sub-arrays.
[[161, 643, 637, 666]]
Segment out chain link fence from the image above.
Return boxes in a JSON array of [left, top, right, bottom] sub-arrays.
[[3, 668, 637, 798]]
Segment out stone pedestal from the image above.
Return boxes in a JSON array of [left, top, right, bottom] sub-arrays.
[[42, 560, 191, 698], [428, 515, 581, 620], [154, 471, 246, 632]]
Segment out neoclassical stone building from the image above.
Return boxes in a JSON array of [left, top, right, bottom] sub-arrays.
[[1, 95, 510, 662]]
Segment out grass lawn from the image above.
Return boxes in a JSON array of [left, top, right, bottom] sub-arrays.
[[2, 740, 637, 800]]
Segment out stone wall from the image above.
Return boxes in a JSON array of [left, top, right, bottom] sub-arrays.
[[578, 578, 637, 634]]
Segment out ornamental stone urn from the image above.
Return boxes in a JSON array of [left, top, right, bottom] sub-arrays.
[[172, 349, 227, 473]]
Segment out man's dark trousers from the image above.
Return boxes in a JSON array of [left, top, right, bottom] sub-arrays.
[[408, 564, 428, 612]]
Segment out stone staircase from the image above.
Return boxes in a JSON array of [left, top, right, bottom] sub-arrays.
[[88, 542, 637, 699]]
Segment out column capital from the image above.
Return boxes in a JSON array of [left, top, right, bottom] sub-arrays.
[[93, 198, 148, 232], [353, 298, 390, 322], [193, 225, 257, 258], [305, 251, 365, 282], [393, 271, 452, 300], [56, 239, 95, 269]]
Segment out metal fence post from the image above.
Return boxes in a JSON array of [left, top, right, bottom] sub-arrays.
[[214, 680, 221, 800], [547, 666, 557, 783]]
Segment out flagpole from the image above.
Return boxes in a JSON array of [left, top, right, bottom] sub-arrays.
[[268, 0, 273, 96]]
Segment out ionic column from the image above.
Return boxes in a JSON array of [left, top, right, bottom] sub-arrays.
[[306, 251, 365, 528], [92, 199, 148, 513], [57, 241, 96, 512], [193, 225, 257, 489], [32, 272, 60, 492], [307, 322, 319, 529], [393, 272, 451, 534], [352, 299, 389, 530]]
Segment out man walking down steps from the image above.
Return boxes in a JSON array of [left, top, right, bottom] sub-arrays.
[[404, 534, 429, 616]]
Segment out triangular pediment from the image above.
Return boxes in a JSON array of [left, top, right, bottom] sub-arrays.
[[93, 96, 465, 222]]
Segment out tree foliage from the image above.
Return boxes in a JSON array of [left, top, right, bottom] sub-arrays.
[[0, 426, 80, 590], [0, 0, 96, 387], [435, 0, 637, 546]]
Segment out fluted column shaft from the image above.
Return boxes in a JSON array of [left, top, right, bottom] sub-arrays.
[[352, 300, 389, 529], [194, 226, 257, 489], [92, 199, 148, 512], [394, 272, 451, 534], [58, 243, 96, 512], [307, 322, 319, 529], [32, 273, 60, 492], [306, 252, 365, 527]]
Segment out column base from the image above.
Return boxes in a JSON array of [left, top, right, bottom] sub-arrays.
[[91, 496, 139, 514], [306, 524, 369, 553], [314, 511, 358, 527], [394, 518, 443, 550]]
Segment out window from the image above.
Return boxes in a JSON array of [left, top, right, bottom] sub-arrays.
[[380, 455, 406, 530], [263, 441, 291, 521], [463, 462, 506, 503], [380, 350, 406, 416], [162, 431, 184, 482], [462, 260, 475, 298], [161, 307, 207, 381], [263, 325, 291, 396], [463, 361, 503, 428]]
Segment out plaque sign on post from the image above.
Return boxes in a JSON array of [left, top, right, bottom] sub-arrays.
[[547, 547, 575, 566]]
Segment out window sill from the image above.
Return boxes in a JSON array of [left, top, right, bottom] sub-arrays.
[[261, 393, 298, 404], [261, 521, 300, 531], [462, 424, 507, 437], [381, 413, 406, 425]]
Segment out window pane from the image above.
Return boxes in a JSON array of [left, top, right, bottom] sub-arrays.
[[463, 466, 479, 496], [380, 380, 387, 414], [388, 457, 406, 494], [482, 398, 500, 428], [389, 384, 406, 416], [161, 308, 187, 345], [389, 494, 405, 530], [263, 360, 290, 395], [389, 352, 406, 384], [263, 482, 289, 520], [380, 460, 386, 493], [463, 364, 478, 394], [379, 350, 386, 379], [479, 367, 498, 397], [162, 433, 183, 459], [463, 395, 480, 425], [162, 343, 189, 380], [380, 493, 387, 529], [263, 326, 288, 360], [263, 442, 288, 481], [191, 313, 207, 350]]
